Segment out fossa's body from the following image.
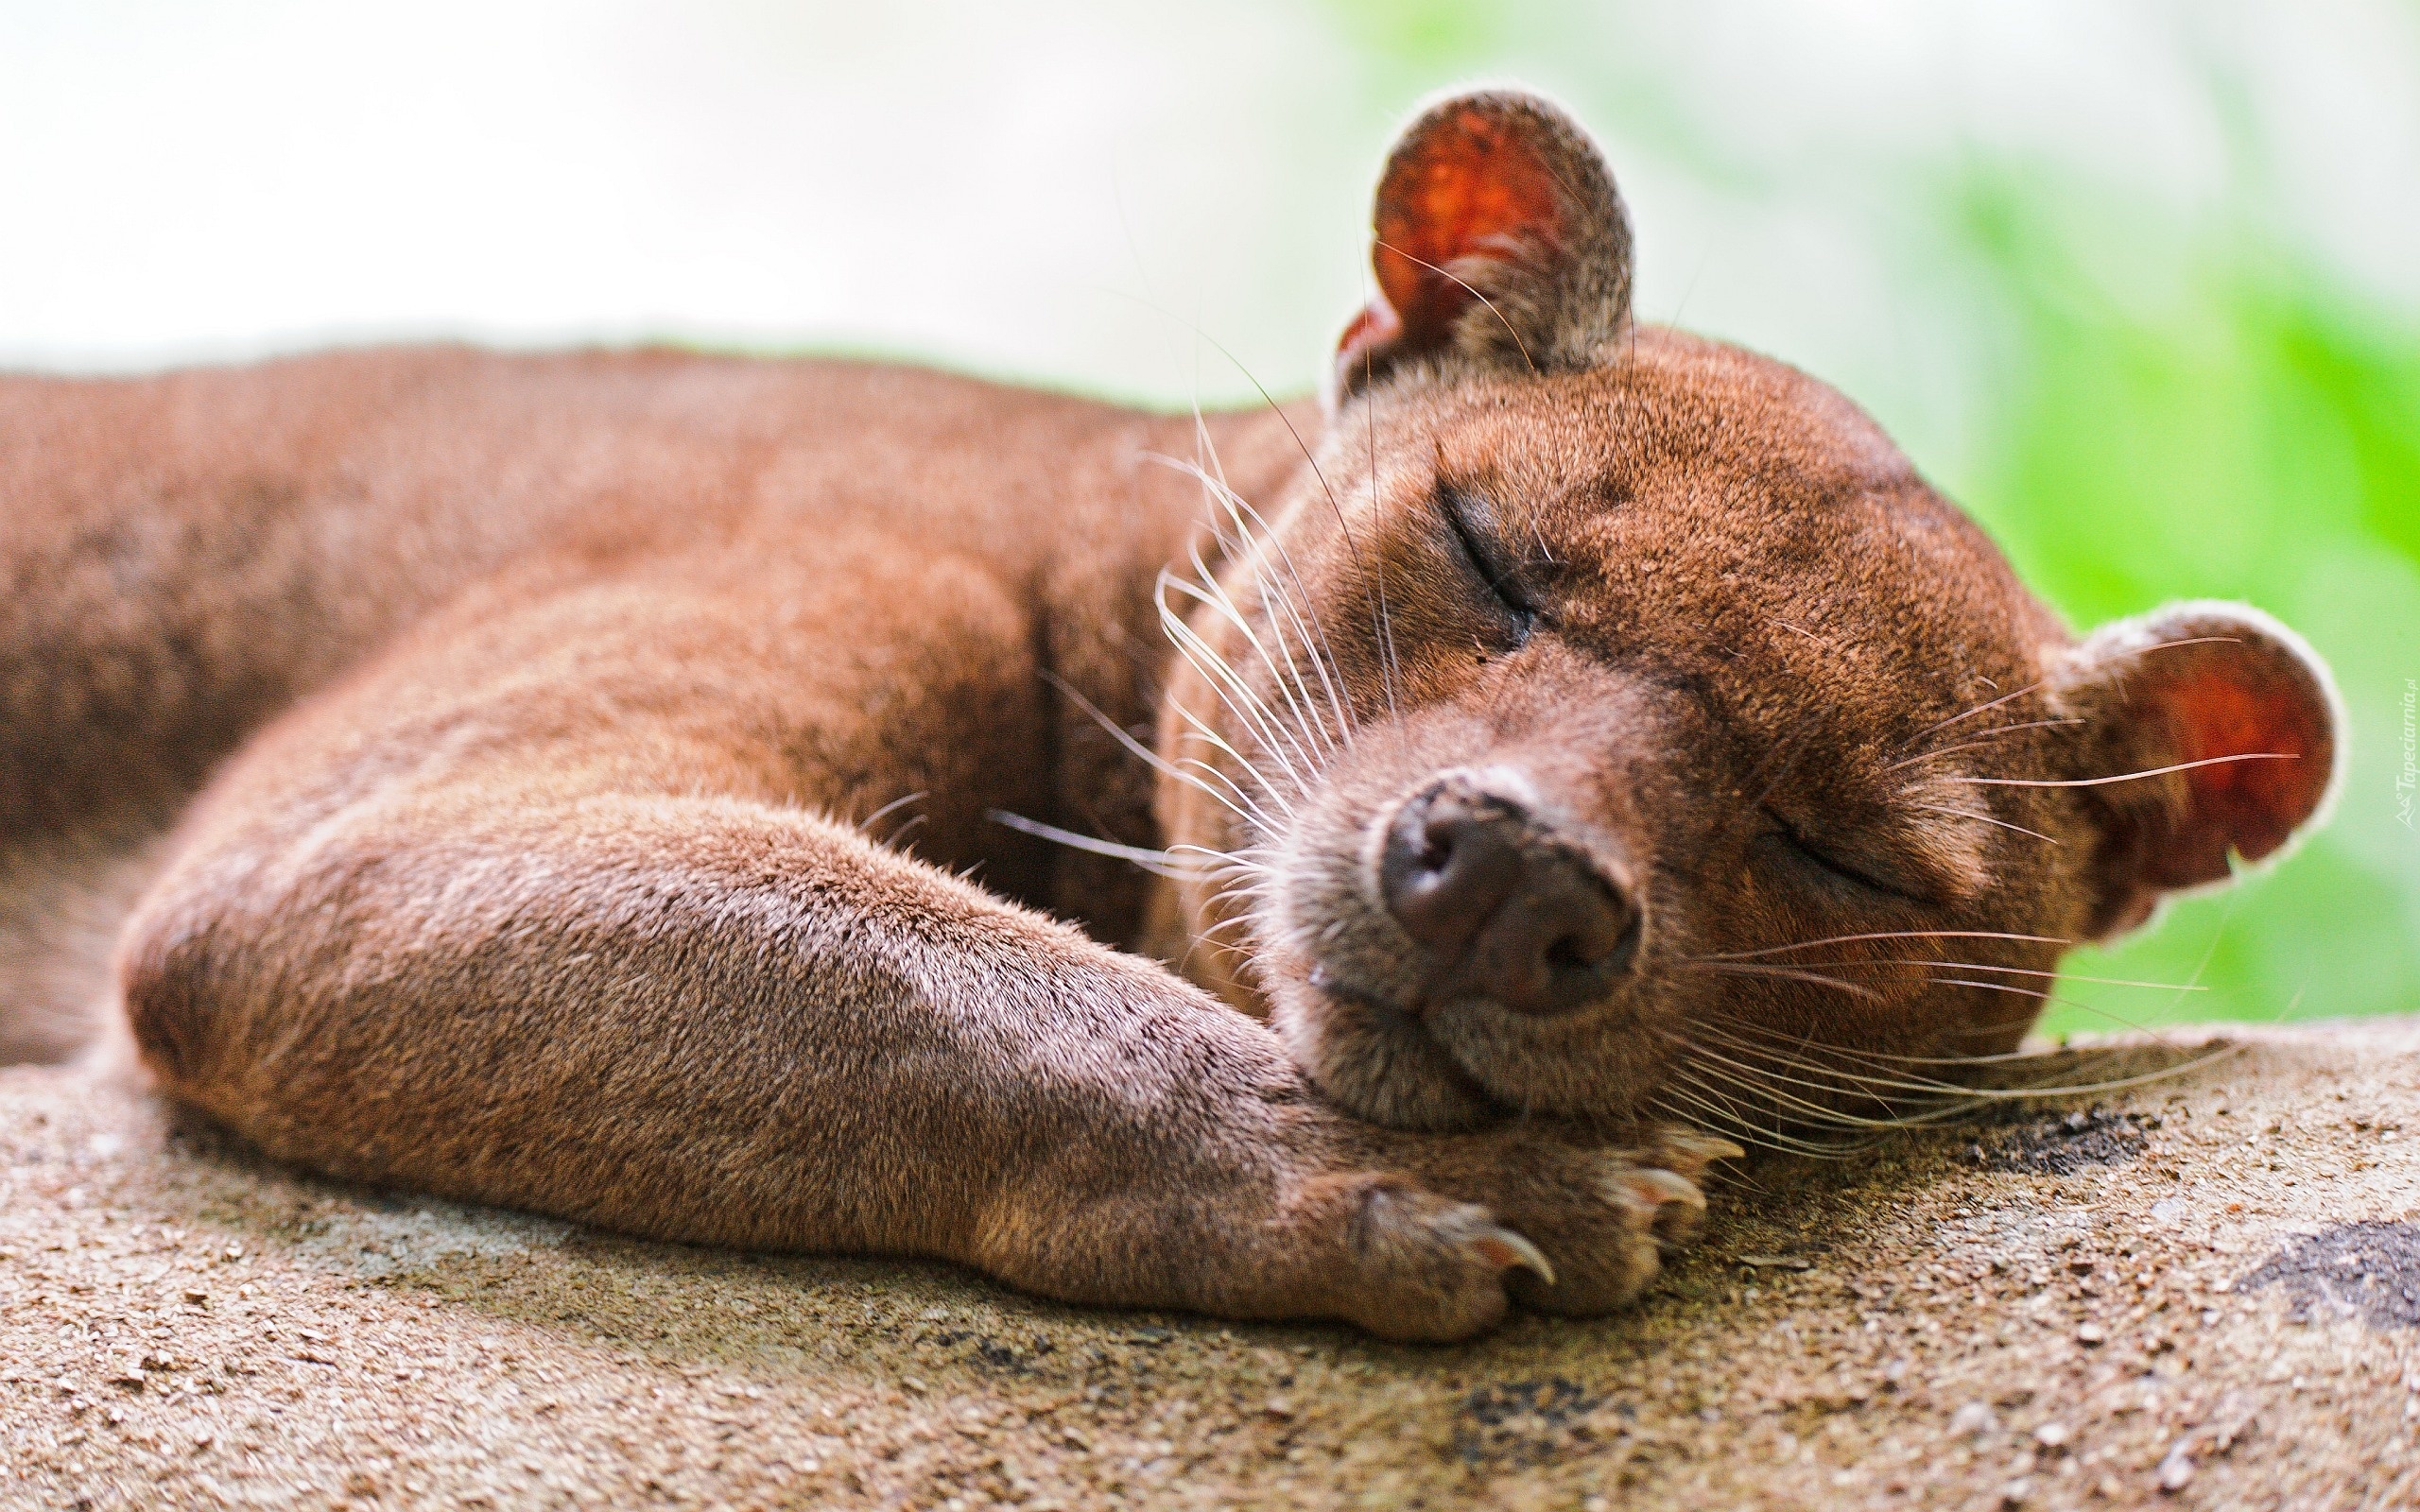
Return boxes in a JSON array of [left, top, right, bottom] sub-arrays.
[[0, 94, 2336, 1338]]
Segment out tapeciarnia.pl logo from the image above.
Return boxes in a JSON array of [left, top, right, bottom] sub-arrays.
[[2397, 678, 2416, 831]]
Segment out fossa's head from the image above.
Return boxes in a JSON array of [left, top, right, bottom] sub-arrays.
[[1155, 90, 2340, 1135]]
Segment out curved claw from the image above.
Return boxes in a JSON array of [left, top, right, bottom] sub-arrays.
[[1600, 1166, 1704, 1226], [1629, 1167, 1705, 1212], [1655, 1128, 1748, 1178], [1603, 1172, 1658, 1223], [1471, 1226, 1557, 1288]]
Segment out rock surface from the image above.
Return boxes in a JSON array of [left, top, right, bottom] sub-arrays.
[[4, 1022, 2417, 1510]]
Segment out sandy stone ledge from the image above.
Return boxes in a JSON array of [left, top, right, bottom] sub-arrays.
[[3, 1021, 2417, 1511]]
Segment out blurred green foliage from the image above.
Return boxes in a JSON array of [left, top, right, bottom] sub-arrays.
[[1951, 173, 2420, 1031]]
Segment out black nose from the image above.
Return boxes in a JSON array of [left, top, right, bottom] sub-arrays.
[[1377, 774, 1642, 1016]]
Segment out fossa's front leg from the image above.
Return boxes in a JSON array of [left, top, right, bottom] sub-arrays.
[[109, 549, 1728, 1339], [123, 774, 1717, 1339]]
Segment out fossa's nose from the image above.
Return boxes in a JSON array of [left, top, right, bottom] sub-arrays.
[[1377, 772, 1641, 1017]]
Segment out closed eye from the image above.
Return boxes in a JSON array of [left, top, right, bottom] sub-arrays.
[[1437, 486, 1540, 643], [1761, 807, 1926, 903]]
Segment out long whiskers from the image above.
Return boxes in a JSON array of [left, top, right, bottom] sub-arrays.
[[1698, 929, 2071, 963], [1679, 1019, 2238, 1119], [1652, 1074, 1867, 1159], [1156, 571, 1313, 805], [1676, 959, 1886, 1003], [1752, 957, 2208, 993], [1105, 288, 1374, 722], [1884, 717, 2080, 772], [1949, 752, 2295, 789], [1668, 922, 2242, 1144], [1913, 802, 2061, 845], [1897, 679, 2049, 751], [1896, 633, 2252, 754], [1039, 669, 1277, 835], [984, 811, 1261, 885], [1149, 455, 1357, 751], [1164, 546, 1335, 770]]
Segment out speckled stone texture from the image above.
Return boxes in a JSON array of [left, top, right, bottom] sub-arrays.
[[4, 1022, 2416, 1511]]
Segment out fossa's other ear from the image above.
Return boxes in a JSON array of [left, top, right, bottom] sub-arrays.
[[1332, 90, 1634, 403], [2050, 601, 2342, 940]]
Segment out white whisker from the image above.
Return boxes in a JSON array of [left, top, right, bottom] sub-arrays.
[[1165, 697, 1295, 819], [1678, 959, 1887, 1003], [1949, 752, 2295, 789], [856, 790, 926, 831], [1753, 957, 2208, 992], [1157, 572, 1314, 800], [1912, 802, 2060, 845], [1692, 1015, 2240, 1103], [1166, 545, 1332, 772], [1699, 929, 2070, 962], [984, 811, 1219, 881], [1147, 455, 1357, 753], [1884, 718, 2081, 772], [1897, 679, 2048, 750], [1040, 669, 1273, 833]]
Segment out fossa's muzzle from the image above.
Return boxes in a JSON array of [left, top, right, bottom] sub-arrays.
[[1375, 768, 1641, 1019]]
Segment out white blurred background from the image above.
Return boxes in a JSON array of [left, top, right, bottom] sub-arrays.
[[6, 3, 2412, 427]]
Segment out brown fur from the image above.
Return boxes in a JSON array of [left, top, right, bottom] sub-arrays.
[[0, 92, 2338, 1340]]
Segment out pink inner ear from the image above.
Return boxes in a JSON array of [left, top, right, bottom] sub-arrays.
[[1361, 105, 1570, 352], [2125, 633, 2337, 888], [1333, 300, 1404, 389], [2164, 666, 2332, 867]]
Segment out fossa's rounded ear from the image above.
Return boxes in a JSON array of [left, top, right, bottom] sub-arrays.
[[1332, 89, 1634, 404], [2049, 601, 2342, 940]]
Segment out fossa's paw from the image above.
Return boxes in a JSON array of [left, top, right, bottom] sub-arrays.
[[1304, 1124, 1740, 1341]]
